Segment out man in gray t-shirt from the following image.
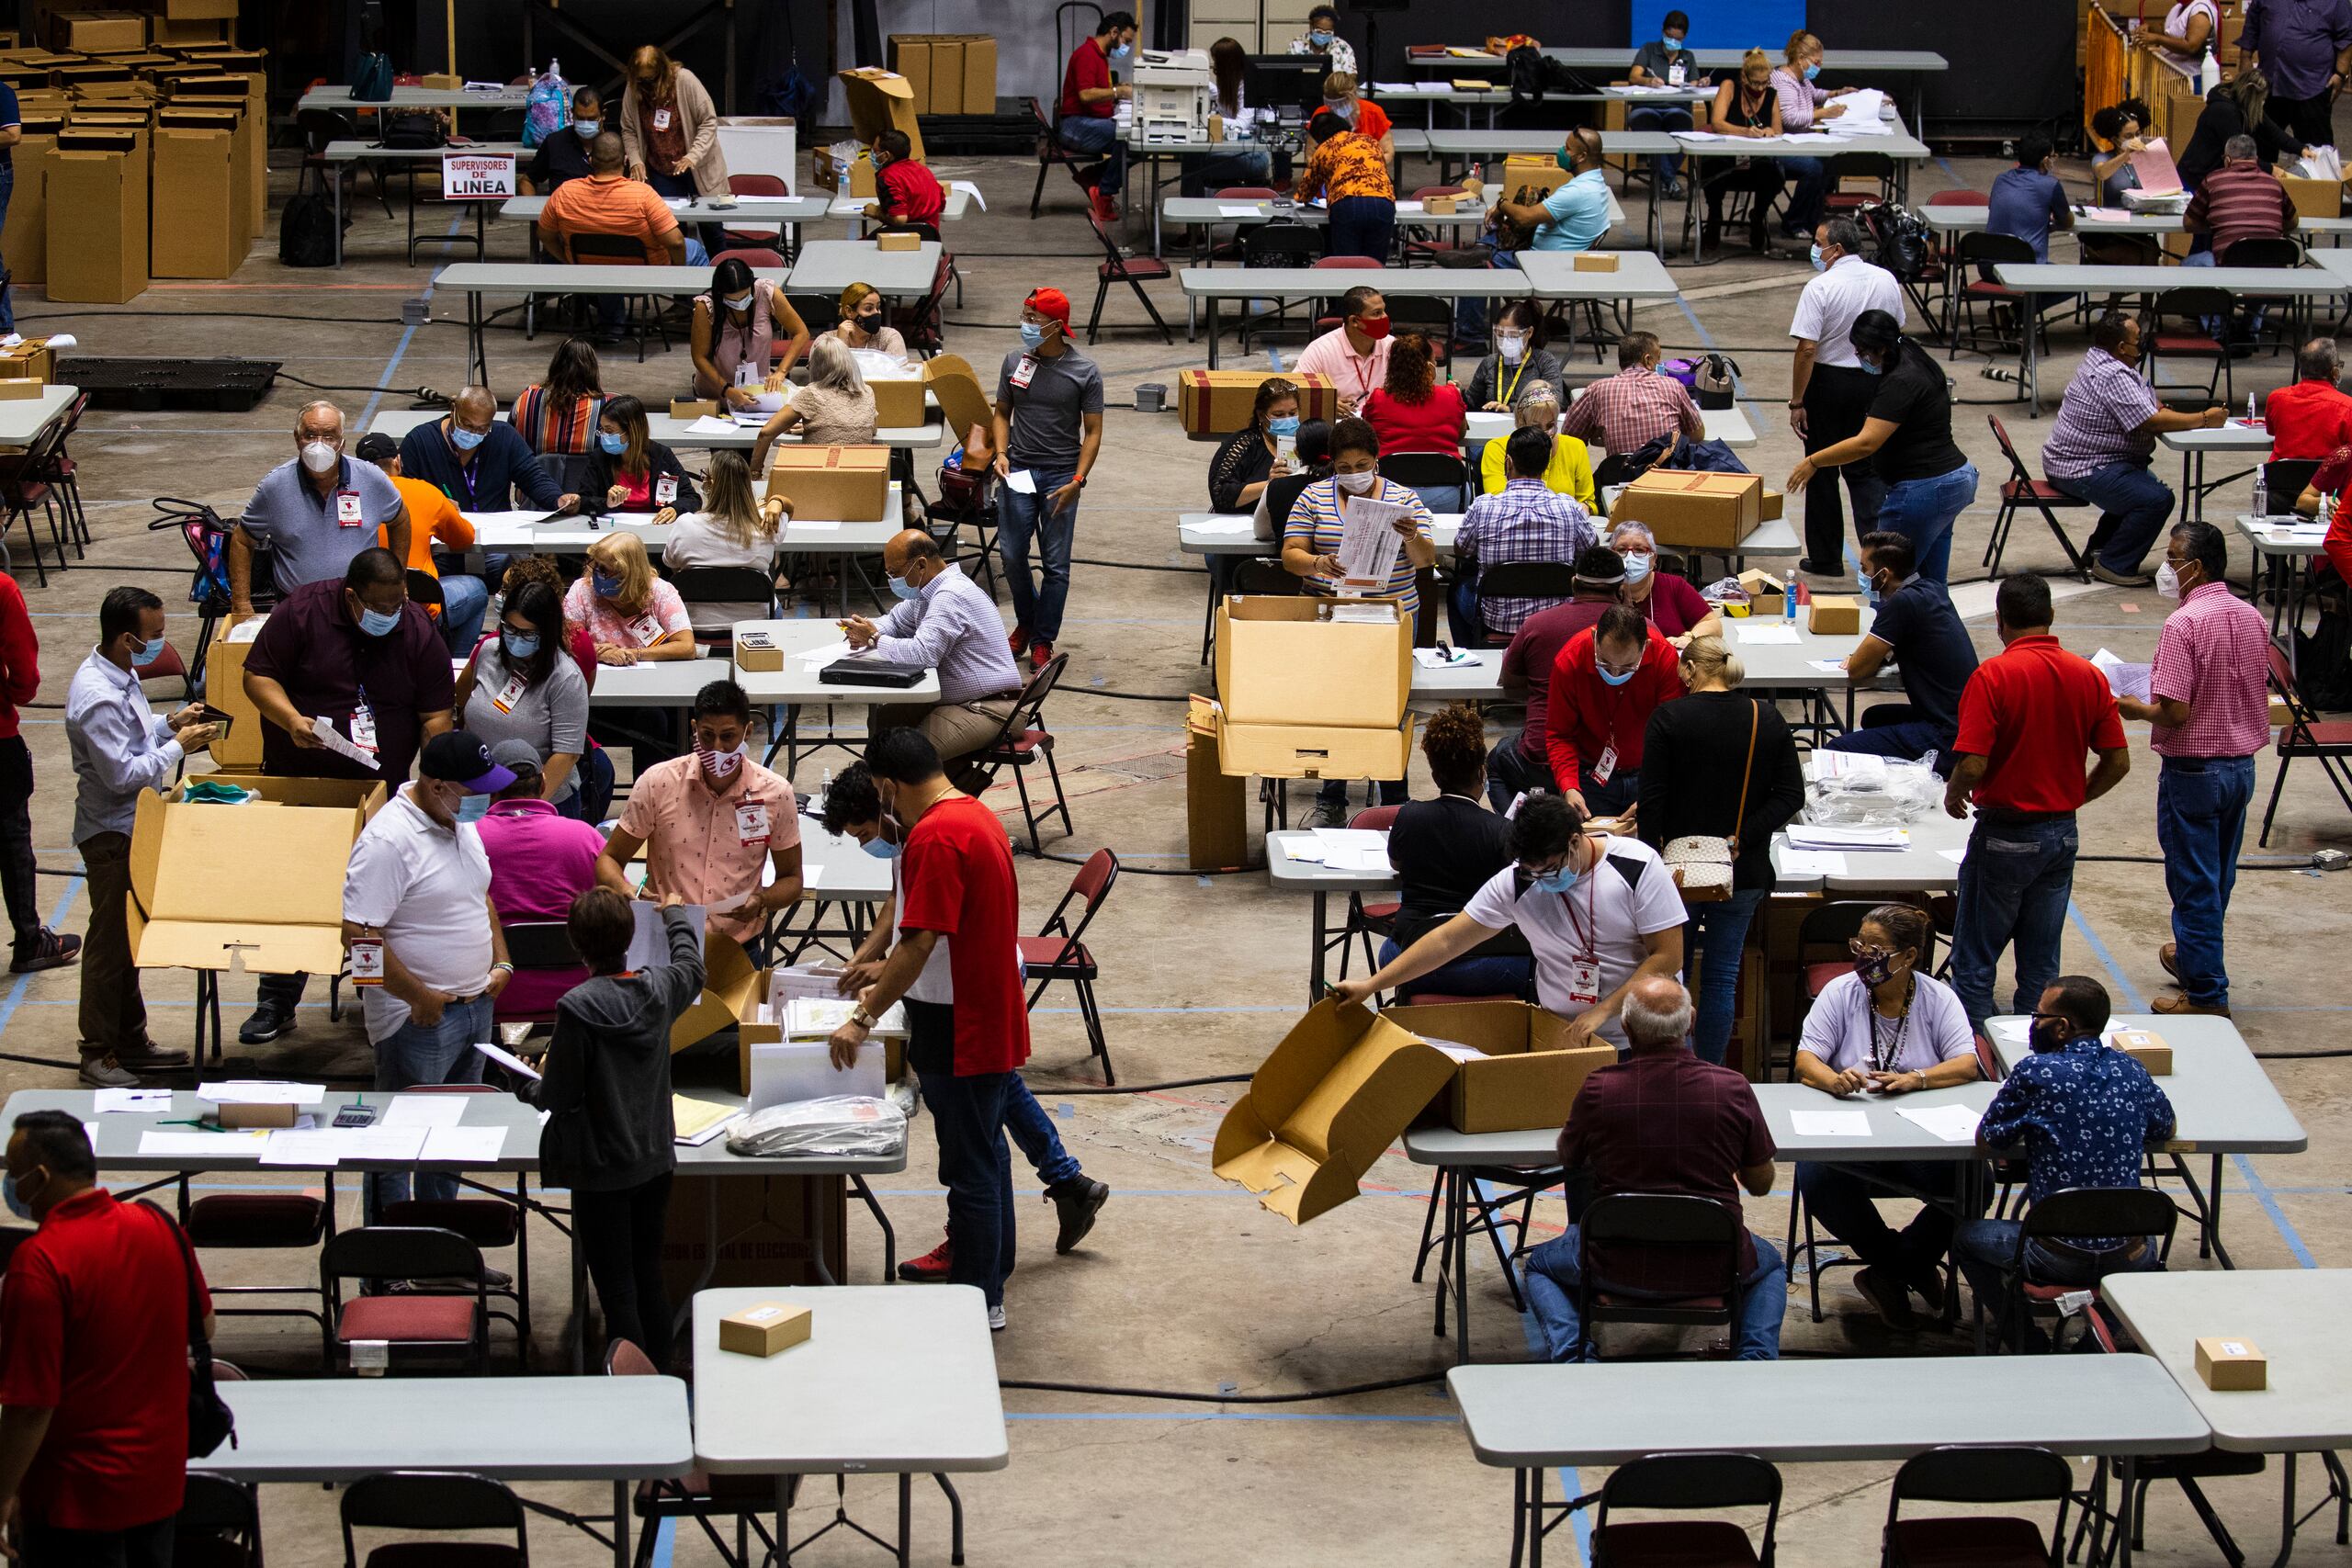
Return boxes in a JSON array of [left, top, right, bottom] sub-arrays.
[[232, 400, 412, 609], [989, 288, 1104, 666], [1626, 10, 1701, 197]]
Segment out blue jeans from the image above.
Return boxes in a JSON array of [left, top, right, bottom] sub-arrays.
[[2050, 459, 2175, 575], [1058, 115, 1125, 194], [1627, 105, 1692, 184], [998, 463, 1078, 644], [1578, 769, 1641, 818], [436, 573, 490, 655], [1950, 813, 2080, 1035], [1401, 479, 1466, 517], [1445, 576, 1487, 648], [1779, 156, 1827, 233], [1485, 730, 1547, 811], [1377, 937, 1532, 999], [1522, 1226, 1786, 1361], [569, 746, 614, 824], [2156, 755, 2256, 1008], [366, 994, 494, 1220], [1003, 1073, 1083, 1188], [1328, 195, 1396, 261], [1826, 704, 1956, 774], [1954, 1217, 2161, 1346], [0, 165, 16, 333], [1796, 1159, 1972, 1292], [918, 1062, 1016, 1309], [1874, 463, 1976, 587], [1180, 146, 1273, 198], [1684, 887, 1765, 1065]]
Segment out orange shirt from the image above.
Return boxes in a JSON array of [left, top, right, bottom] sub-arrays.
[[1295, 129, 1395, 204], [1349, 98, 1392, 143], [538, 173, 683, 262], [378, 475, 475, 616]]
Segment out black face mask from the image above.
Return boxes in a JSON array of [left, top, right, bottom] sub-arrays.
[[2030, 1015, 2070, 1054]]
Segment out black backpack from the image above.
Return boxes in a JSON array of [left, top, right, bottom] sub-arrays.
[[1859, 200, 1933, 283], [278, 188, 339, 267], [379, 111, 445, 149]]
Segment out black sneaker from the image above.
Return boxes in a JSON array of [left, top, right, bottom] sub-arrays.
[[9, 929, 80, 974], [1045, 1177, 1109, 1255], [237, 1000, 296, 1045], [1853, 1266, 1917, 1330]]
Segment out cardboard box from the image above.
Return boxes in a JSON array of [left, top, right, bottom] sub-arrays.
[[719, 1301, 813, 1357], [810, 143, 876, 197], [126, 777, 379, 980], [2276, 170, 2341, 220], [874, 229, 920, 252], [0, 107, 61, 286], [1500, 152, 1567, 204], [200, 613, 266, 768], [2110, 1027, 2172, 1075], [0, 380, 42, 400], [1807, 594, 1861, 636], [1425, 195, 1457, 215], [172, 773, 389, 813], [838, 68, 924, 163], [418, 71, 460, 91], [149, 103, 240, 277], [55, 62, 141, 96], [927, 39, 967, 115], [663, 1172, 843, 1294], [0, 342, 56, 384], [50, 11, 143, 51], [1611, 469, 1763, 550], [1761, 488, 1784, 522], [1213, 708, 1415, 781], [1186, 695, 1248, 870], [215, 1100, 297, 1129], [733, 626, 784, 672], [1571, 253, 1619, 272], [1216, 595, 1410, 731], [1178, 369, 1339, 436], [912, 353, 992, 446], [1736, 567, 1783, 597], [165, 65, 261, 239], [763, 446, 890, 523], [1213, 998, 1459, 1224], [1385, 1000, 1616, 1134], [44, 125, 146, 301], [670, 932, 905, 1092], [958, 36, 996, 114], [149, 16, 232, 46], [153, 0, 238, 17], [2195, 1336, 2267, 1390], [669, 398, 718, 419], [888, 36, 932, 113]]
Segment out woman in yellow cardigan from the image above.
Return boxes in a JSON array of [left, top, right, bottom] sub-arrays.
[[1476, 380, 1598, 512]]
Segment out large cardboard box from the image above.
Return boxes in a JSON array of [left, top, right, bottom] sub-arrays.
[[54, 60, 140, 96], [1499, 152, 1568, 204], [888, 36, 933, 113], [44, 125, 145, 301], [1185, 695, 1249, 871], [149, 16, 231, 46], [1213, 998, 1458, 1224], [149, 103, 240, 276], [165, 62, 261, 238], [0, 106, 62, 286], [155, 0, 240, 17], [1611, 468, 1764, 550], [838, 68, 924, 163], [50, 11, 143, 51], [125, 778, 381, 980], [927, 39, 967, 115], [1178, 368, 1340, 436], [1216, 595, 1410, 730], [1384, 1001, 1616, 1134], [2277, 170, 2342, 220], [670, 932, 905, 1092], [957, 37, 997, 115], [200, 612, 266, 768], [1212, 708, 1416, 780], [763, 445, 890, 522]]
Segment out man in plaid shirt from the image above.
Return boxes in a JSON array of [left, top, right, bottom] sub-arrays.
[[1560, 332, 1705, 480], [1448, 426, 1598, 646]]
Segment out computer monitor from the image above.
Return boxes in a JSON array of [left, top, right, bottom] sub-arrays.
[[1246, 55, 1330, 118]]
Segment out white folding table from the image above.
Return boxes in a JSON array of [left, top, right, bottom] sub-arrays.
[[1767, 810, 1972, 895], [434, 261, 789, 384], [731, 616, 942, 775], [2162, 421, 2271, 524], [320, 140, 529, 265], [0, 384, 76, 447], [2233, 511, 2333, 633]]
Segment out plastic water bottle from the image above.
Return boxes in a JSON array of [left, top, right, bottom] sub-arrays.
[[812, 766, 832, 818], [2248, 393, 2258, 425], [1782, 577, 1798, 624], [2253, 469, 2269, 522], [2199, 48, 2222, 96]]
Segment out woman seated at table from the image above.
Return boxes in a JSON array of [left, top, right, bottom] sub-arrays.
[[1250, 416, 1333, 542], [1703, 48, 1786, 254], [749, 337, 881, 468], [1182, 37, 1277, 198], [503, 555, 614, 818], [1611, 520, 1718, 640], [1476, 381, 1597, 510], [456, 580, 592, 819], [1791, 902, 1984, 1328], [831, 280, 911, 362], [566, 533, 697, 770], [1362, 332, 1469, 513], [662, 449, 790, 631], [588, 395, 701, 522], [1210, 378, 1302, 513], [511, 337, 605, 462], [1464, 300, 1564, 413], [689, 254, 811, 406], [1374, 704, 1531, 999]]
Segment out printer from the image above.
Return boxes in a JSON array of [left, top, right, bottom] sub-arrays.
[[1132, 47, 1214, 145]]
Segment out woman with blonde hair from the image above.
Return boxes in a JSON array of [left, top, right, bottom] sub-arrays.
[[1474, 379, 1596, 508], [750, 335, 882, 468], [1769, 29, 1860, 240], [832, 280, 910, 359], [567, 531, 697, 769], [1374, 704, 1531, 998], [1704, 48, 1787, 252], [662, 450, 791, 631], [1636, 634, 1805, 1063]]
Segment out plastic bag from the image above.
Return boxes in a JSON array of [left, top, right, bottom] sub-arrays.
[[523, 60, 571, 149], [1804, 753, 1940, 826], [726, 1096, 907, 1158]]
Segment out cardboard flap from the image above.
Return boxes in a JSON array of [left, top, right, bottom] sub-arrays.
[[130, 917, 345, 976], [133, 796, 356, 925], [838, 68, 924, 161], [672, 931, 762, 1052], [922, 353, 990, 442]]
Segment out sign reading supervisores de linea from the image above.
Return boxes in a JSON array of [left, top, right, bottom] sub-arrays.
[[440, 151, 515, 199]]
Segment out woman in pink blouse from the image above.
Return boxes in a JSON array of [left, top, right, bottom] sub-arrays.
[[1768, 30, 1861, 243]]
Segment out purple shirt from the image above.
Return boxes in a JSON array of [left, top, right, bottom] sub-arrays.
[[476, 796, 605, 1018], [2244, 0, 2352, 99], [243, 579, 455, 784], [2042, 349, 2161, 481]]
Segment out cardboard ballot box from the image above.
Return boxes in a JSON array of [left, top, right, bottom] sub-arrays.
[[1611, 469, 1764, 550], [1211, 595, 1415, 781], [1384, 1000, 1615, 1134]]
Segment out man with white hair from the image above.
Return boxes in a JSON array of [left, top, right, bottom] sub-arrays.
[[1518, 974, 1786, 1361], [394, 384, 571, 517], [231, 401, 413, 611]]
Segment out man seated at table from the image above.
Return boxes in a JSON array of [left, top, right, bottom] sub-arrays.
[[1955, 976, 2176, 1347], [843, 530, 1025, 790], [868, 128, 945, 229], [1560, 332, 1706, 482], [1518, 975, 1785, 1362], [396, 385, 571, 522], [594, 679, 802, 949], [537, 130, 709, 266], [2184, 132, 2297, 341], [1449, 425, 1597, 647], [356, 431, 488, 657], [1294, 288, 1393, 416], [1826, 531, 1979, 774], [2263, 338, 2352, 462], [522, 85, 602, 195], [1494, 128, 1611, 255], [1547, 604, 1681, 819], [1488, 546, 1626, 810]]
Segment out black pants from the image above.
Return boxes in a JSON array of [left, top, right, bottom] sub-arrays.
[[2267, 91, 2335, 152], [23, 1517, 174, 1567], [576, 1170, 674, 1371], [1703, 160, 1783, 230], [0, 734, 37, 948], [1801, 364, 1889, 569]]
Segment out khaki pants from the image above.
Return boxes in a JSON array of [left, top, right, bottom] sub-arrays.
[[76, 831, 147, 1056], [869, 695, 1017, 775]]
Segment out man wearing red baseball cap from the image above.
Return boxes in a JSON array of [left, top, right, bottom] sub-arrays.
[[990, 288, 1104, 671]]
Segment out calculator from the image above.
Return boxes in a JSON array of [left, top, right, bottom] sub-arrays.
[[332, 1103, 378, 1129]]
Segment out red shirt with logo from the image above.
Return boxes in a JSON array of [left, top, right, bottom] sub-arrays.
[[899, 792, 1031, 1076], [1953, 633, 2127, 813]]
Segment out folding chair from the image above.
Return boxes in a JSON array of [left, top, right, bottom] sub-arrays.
[[670, 566, 780, 652], [1464, 560, 1579, 647], [1029, 0, 1102, 226], [1377, 451, 1472, 513], [175, 1472, 264, 1568], [1233, 220, 1325, 350], [891, 252, 956, 357], [2259, 640, 2352, 846], [1021, 849, 1120, 1082], [24, 389, 91, 557], [321, 1226, 492, 1374], [1972, 1185, 2177, 1355], [1334, 805, 1402, 987], [723, 173, 792, 256], [1949, 232, 2039, 369], [494, 920, 585, 1032], [970, 651, 1076, 853], [1984, 414, 2093, 580], [1589, 1452, 1781, 1568], [1823, 152, 1894, 218], [2219, 233, 2305, 355], [339, 1471, 527, 1566], [2143, 287, 2235, 405], [375, 1084, 535, 1365], [0, 416, 74, 586], [562, 231, 673, 362], [1084, 212, 1174, 344], [1884, 1446, 2075, 1568], [1781, 901, 1886, 1080], [299, 107, 394, 221], [1573, 1191, 1747, 1362], [610, 1338, 779, 1566], [709, 245, 786, 273], [176, 1171, 334, 1335]]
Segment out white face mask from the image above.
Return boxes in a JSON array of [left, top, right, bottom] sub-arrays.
[[1335, 470, 1378, 493], [2154, 562, 2182, 600], [1497, 333, 1526, 364], [696, 739, 747, 779], [300, 440, 340, 474]]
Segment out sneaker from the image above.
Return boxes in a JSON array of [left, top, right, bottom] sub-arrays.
[[9, 929, 81, 975], [2091, 561, 2154, 588], [1302, 798, 1350, 830], [899, 1235, 954, 1282], [988, 1303, 1007, 1332], [1009, 625, 1032, 659], [1030, 639, 1053, 671], [1046, 1177, 1109, 1254], [114, 1041, 190, 1071], [1091, 188, 1121, 223], [1663, 178, 1687, 199], [237, 1000, 296, 1045], [2153, 990, 2231, 1017], [2158, 942, 2179, 980], [78, 1054, 139, 1089], [1853, 1266, 1917, 1329]]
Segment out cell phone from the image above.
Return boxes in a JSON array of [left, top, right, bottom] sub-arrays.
[[333, 1102, 378, 1128]]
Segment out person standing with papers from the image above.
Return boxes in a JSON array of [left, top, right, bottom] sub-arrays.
[[992, 288, 1104, 674]]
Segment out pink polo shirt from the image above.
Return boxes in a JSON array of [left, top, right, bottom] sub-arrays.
[[2149, 581, 2272, 760], [477, 796, 605, 1017], [618, 753, 800, 942]]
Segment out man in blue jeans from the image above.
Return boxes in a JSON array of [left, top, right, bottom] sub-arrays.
[[1057, 10, 1136, 223], [1520, 976, 1786, 1361], [1828, 531, 1979, 774], [992, 288, 1103, 672], [1942, 575, 2132, 1034], [1955, 976, 2173, 1349]]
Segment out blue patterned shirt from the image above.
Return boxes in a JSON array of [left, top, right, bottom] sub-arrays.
[[1981, 1035, 2177, 1245], [1455, 478, 1595, 637]]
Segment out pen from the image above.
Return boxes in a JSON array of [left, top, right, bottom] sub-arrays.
[[155, 1119, 229, 1133]]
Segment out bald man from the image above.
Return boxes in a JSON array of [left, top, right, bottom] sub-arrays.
[[394, 384, 571, 521], [232, 400, 413, 610], [843, 530, 1026, 782]]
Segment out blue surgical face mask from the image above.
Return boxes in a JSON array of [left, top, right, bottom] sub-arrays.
[[132, 633, 166, 667], [863, 836, 901, 860], [592, 570, 624, 599], [1109, 41, 1131, 60], [1310, 28, 1334, 46], [1859, 355, 1883, 376], [1664, 35, 1685, 51], [1330, 101, 1355, 122], [724, 292, 754, 312], [1597, 663, 1637, 687], [1810, 243, 1826, 271], [598, 430, 627, 455], [2, 1169, 32, 1221], [1267, 414, 1300, 438], [359, 606, 401, 638], [503, 629, 541, 660], [1530, 861, 1581, 895], [1619, 551, 1653, 582], [450, 424, 487, 452], [887, 572, 921, 600], [574, 118, 600, 138], [1803, 62, 1821, 81], [1019, 321, 1046, 351]]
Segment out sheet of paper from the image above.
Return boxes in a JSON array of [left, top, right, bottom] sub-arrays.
[[2091, 648, 2154, 705], [1777, 132, 1839, 145], [471, 1040, 542, 1080], [1776, 848, 1849, 877], [1425, 1041, 1487, 1064], [1190, 517, 1256, 536], [1894, 1104, 1983, 1144], [225, 617, 267, 643], [687, 414, 741, 434], [139, 1131, 268, 1158], [198, 1081, 326, 1106], [1989, 1017, 2032, 1042], [1791, 1109, 1871, 1138], [1311, 828, 1387, 850], [1786, 824, 1907, 851], [947, 178, 988, 210], [2079, 207, 2136, 222], [2131, 136, 2183, 196], [1672, 130, 1733, 141], [625, 902, 708, 971], [93, 1088, 171, 1112], [1393, 200, 1425, 213], [1937, 848, 1967, 864], [1335, 493, 1412, 591], [311, 716, 381, 772], [420, 1125, 508, 1165], [313, 1126, 429, 1162], [1826, 89, 1888, 126], [1324, 844, 1395, 874], [1734, 624, 1801, 645], [1412, 647, 1480, 669], [1279, 839, 1327, 864], [789, 519, 843, 533], [1003, 468, 1037, 494], [1217, 203, 1264, 217], [803, 863, 825, 887], [1807, 658, 1850, 673], [259, 1130, 346, 1167], [794, 638, 855, 669], [1809, 750, 1886, 784], [379, 1095, 469, 1129]]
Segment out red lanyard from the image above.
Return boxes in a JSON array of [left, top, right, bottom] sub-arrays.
[[1556, 847, 1600, 956]]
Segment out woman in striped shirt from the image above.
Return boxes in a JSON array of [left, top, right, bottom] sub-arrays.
[[511, 338, 605, 463], [1769, 31, 1860, 242]]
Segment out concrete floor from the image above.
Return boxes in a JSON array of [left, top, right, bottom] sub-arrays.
[[5, 130, 2351, 1566]]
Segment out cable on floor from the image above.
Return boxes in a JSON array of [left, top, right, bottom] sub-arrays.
[[1071, 557, 1207, 575], [999, 1372, 1444, 1403], [1045, 1074, 1250, 1096]]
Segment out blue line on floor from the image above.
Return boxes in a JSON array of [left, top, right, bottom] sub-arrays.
[[0, 879, 82, 1040], [2231, 1155, 2318, 1269], [649, 1517, 675, 1567]]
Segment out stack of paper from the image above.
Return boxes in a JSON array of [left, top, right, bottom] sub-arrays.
[[1411, 647, 1481, 669], [1791, 1109, 1871, 1137], [198, 1081, 327, 1107], [2091, 648, 2154, 705], [1190, 517, 1256, 536], [1809, 750, 1887, 785], [1733, 623, 1801, 646], [674, 1097, 744, 1146], [1776, 848, 1850, 878], [686, 414, 741, 435], [1217, 203, 1265, 218], [1786, 824, 1908, 852], [1824, 87, 1891, 135]]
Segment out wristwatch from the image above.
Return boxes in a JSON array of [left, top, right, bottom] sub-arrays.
[[849, 1004, 876, 1030]]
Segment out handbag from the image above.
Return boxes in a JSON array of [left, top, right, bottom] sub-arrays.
[[140, 1201, 236, 1458], [1661, 699, 1758, 906]]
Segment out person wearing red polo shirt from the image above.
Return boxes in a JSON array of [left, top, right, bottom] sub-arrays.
[[869, 128, 944, 229], [1058, 9, 1136, 223], [827, 728, 1029, 1332], [2263, 339, 2352, 462], [0, 1111, 211, 1568], [1546, 604, 1682, 819], [1942, 575, 2132, 1033]]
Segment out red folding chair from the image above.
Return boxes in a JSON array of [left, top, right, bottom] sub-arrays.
[[1021, 850, 1120, 1082], [1984, 413, 2094, 581], [2259, 641, 2352, 846]]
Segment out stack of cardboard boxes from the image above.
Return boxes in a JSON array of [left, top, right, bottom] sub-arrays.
[[884, 34, 999, 116]]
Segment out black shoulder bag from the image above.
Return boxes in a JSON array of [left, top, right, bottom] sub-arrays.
[[138, 1201, 236, 1458]]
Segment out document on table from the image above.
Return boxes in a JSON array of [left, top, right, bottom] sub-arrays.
[[1894, 1104, 1983, 1144], [1279, 839, 1327, 863], [1003, 468, 1037, 495], [1324, 843, 1395, 874], [686, 414, 741, 435], [1785, 824, 1907, 851], [311, 717, 381, 772], [788, 520, 842, 532], [1189, 517, 1257, 536], [1988, 1017, 2032, 1043], [471, 1040, 543, 1080], [1825, 88, 1890, 129], [1218, 203, 1265, 217], [140, 1130, 269, 1157], [1312, 828, 1388, 852], [1733, 624, 1801, 645], [1776, 848, 1849, 877], [198, 1081, 327, 1107], [1335, 493, 1413, 591], [1937, 848, 1967, 864], [1672, 130, 1734, 141], [1791, 1109, 1871, 1138], [2091, 648, 2154, 705], [1809, 750, 1886, 784], [379, 1095, 469, 1130], [1777, 132, 1839, 145], [794, 638, 855, 670], [1412, 647, 1480, 669], [93, 1088, 172, 1112], [262, 1126, 428, 1167], [420, 1125, 508, 1165], [225, 617, 268, 644], [1807, 659, 1851, 673], [2078, 208, 2136, 222]]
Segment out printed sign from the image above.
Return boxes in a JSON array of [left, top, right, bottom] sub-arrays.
[[440, 151, 517, 200]]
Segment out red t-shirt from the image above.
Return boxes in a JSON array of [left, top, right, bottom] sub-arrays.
[[2263, 378, 2352, 463], [1544, 624, 1681, 793], [899, 793, 1031, 1076], [1952, 633, 2127, 814], [0, 572, 38, 740], [1348, 98, 1393, 143], [0, 1190, 209, 1530], [1060, 39, 1114, 121], [1362, 382, 1467, 457], [877, 157, 946, 224]]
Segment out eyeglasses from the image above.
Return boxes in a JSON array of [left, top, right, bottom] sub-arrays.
[[1596, 656, 1642, 676], [1849, 941, 1897, 962]]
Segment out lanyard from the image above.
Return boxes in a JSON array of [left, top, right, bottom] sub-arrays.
[[1498, 355, 1529, 408], [1556, 851, 1600, 958], [1346, 350, 1377, 403]]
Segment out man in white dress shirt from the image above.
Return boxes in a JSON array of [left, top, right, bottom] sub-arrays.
[[844, 530, 1025, 786], [1787, 217, 1905, 577]]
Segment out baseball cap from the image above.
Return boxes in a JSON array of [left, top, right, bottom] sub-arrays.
[[488, 738, 543, 775], [1023, 288, 1071, 329], [421, 731, 517, 795], [354, 432, 400, 462]]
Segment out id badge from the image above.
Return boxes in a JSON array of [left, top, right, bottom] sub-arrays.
[[349, 938, 385, 986], [492, 673, 529, 715], [1565, 957, 1602, 1007], [1668, 61, 1687, 85], [655, 473, 679, 506], [628, 612, 666, 645], [652, 107, 673, 131], [1591, 744, 1618, 785], [735, 803, 771, 846], [349, 706, 379, 754], [1010, 354, 1037, 390], [335, 491, 364, 527]]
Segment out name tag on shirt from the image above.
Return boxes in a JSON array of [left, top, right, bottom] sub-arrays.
[[654, 473, 679, 506], [1668, 62, 1687, 85], [628, 612, 666, 646], [735, 803, 771, 847], [1010, 355, 1038, 391], [349, 938, 384, 985], [349, 705, 379, 754], [652, 107, 673, 131], [1564, 956, 1601, 1007], [491, 673, 529, 715], [1591, 744, 1618, 785], [335, 491, 364, 527]]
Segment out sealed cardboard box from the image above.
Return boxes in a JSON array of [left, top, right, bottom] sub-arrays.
[[2276, 171, 2341, 220], [663, 1173, 842, 1294], [2195, 1337, 2267, 1390], [887, 36, 932, 111], [0, 380, 40, 400], [1761, 488, 1784, 522], [2110, 1027, 2172, 1075], [215, 1100, 298, 1129], [763, 445, 890, 522], [838, 67, 924, 162], [149, 103, 240, 276], [810, 143, 876, 197], [1186, 695, 1248, 870], [0, 107, 60, 286], [50, 11, 143, 51], [1611, 469, 1763, 549], [719, 1302, 813, 1357], [874, 229, 921, 252], [125, 779, 378, 980], [45, 125, 146, 301], [0, 341, 55, 383], [1178, 368, 1339, 436], [154, 0, 240, 17], [150, 17, 232, 45], [1572, 253, 1619, 272], [1214, 998, 1459, 1223], [957, 36, 997, 113], [1807, 594, 1861, 636], [1216, 595, 1410, 730], [732, 625, 784, 671], [929, 39, 967, 115], [1385, 1000, 1616, 1134], [1214, 708, 1415, 781], [1500, 152, 1567, 203]]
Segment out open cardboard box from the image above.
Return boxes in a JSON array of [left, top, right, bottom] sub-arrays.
[[1385, 1000, 1615, 1134], [862, 352, 988, 433], [200, 612, 266, 768], [670, 932, 904, 1092], [840, 67, 924, 161], [1212, 594, 1416, 780]]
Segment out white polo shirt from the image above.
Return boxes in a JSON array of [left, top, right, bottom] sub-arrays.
[[1789, 254, 1906, 367], [1460, 833, 1686, 1047], [343, 784, 496, 1043]]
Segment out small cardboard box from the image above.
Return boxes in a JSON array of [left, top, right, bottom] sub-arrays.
[[1500, 152, 1568, 204], [50, 11, 144, 51], [1611, 469, 1763, 550], [810, 143, 876, 197], [200, 612, 266, 768], [215, 1100, 297, 1129], [1571, 252, 1619, 272], [865, 351, 989, 439], [1425, 195, 1457, 215], [670, 398, 719, 419], [1178, 369, 1339, 436], [1385, 1000, 1616, 1134], [838, 67, 924, 163], [732, 626, 784, 672], [2276, 170, 2342, 220], [0, 380, 42, 400], [1807, 594, 1861, 636], [874, 229, 921, 252], [1214, 998, 1460, 1224], [44, 125, 146, 302], [2195, 1337, 2267, 1390], [719, 1302, 813, 1357], [1216, 595, 1411, 731], [1736, 567, 1782, 597], [1186, 695, 1248, 871], [1761, 488, 1784, 522], [0, 342, 56, 383], [149, 103, 241, 277], [417, 71, 460, 91], [2110, 1027, 2172, 1075], [763, 445, 890, 523]]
